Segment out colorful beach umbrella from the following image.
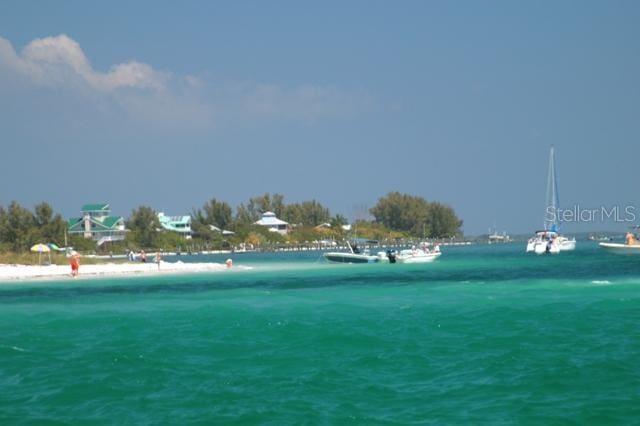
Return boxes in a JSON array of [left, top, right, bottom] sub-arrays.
[[30, 243, 51, 265], [30, 243, 51, 253]]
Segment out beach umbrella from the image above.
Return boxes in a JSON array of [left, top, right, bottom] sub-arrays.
[[30, 243, 51, 265]]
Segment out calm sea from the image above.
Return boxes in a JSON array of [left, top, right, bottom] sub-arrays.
[[0, 242, 638, 424]]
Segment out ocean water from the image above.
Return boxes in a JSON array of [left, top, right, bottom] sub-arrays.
[[0, 242, 638, 424]]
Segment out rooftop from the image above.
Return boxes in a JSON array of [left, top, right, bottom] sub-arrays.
[[81, 203, 110, 213]]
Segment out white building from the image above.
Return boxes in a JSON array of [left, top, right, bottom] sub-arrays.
[[255, 211, 289, 235], [157, 212, 192, 238]]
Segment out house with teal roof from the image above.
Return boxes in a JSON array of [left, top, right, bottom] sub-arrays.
[[158, 212, 192, 238], [67, 203, 126, 246]]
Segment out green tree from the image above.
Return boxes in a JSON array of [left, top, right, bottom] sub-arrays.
[[370, 192, 462, 237], [4, 201, 36, 251], [428, 202, 463, 238], [283, 200, 330, 226], [127, 206, 160, 248], [34, 202, 66, 245], [235, 193, 285, 224], [202, 198, 233, 229], [331, 214, 348, 229], [0, 206, 8, 251], [370, 192, 431, 235]]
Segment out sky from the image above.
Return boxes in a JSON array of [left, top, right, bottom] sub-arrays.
[[0, 1, 639, 235]]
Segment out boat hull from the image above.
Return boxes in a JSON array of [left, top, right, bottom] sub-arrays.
[[396, 252, 441, 263], [558, 238, 576, 251], [599, 242, 640, 255], [323, 252, 379, 263], [530, 241, 560, 254]]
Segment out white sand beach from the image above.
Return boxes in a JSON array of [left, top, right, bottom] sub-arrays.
[[0, 261, 234, 281]]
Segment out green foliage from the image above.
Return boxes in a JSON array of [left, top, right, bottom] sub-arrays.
[[33, 202, 67, 245], [331, 214, 348, 228], [370, 192, 462, 238], [235, 193, 285, 224], [352, 221, 406, 241], [3, 201, 36, 251], [0, 192, 463, 255], [287, 226, 334, 244], [68, 235, 97, 252], [282, 200, 330, 227], [0, 201, 70, 252], [429, 202, 464, 238], [127, 206, 160, 248], [194, 198, 233, 229]]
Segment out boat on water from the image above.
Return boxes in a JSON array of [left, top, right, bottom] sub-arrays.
[[488, 229, 511, 244], [599, 229, 640, 255], [323, 241, 380, 263], [599, 242, 640, 255], [325, 241, 442, 264], [394, 244, 441, 263], [526, 146, 576, 254]]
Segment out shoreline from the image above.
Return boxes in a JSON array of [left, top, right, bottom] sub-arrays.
[[0, 261, 235, 282]]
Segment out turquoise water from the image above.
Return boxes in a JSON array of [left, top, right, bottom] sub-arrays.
[[1, 243, 638, 424]]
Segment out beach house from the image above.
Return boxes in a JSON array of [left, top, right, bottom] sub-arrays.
[[158, 212, 192, 238], [67, 203, 126, 246], [255, 211, 289, 235]]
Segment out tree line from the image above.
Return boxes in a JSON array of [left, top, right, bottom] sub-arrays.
[[0, 192, 462, 252]]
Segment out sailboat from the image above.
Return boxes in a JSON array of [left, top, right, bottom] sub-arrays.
[[526, 146, 577, 254]]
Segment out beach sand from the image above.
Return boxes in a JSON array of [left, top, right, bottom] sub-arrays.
[[0, 261, 234, 281]]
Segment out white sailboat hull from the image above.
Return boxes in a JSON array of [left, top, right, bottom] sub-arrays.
[[558, 238, 576, 251]]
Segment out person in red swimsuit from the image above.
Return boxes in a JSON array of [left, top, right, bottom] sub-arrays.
[[69, 252, 80, 277]]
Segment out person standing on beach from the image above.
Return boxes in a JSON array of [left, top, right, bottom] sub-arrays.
[[140, 250, 147, 263], [155, 251, 162, 270], [69, 252, 80, 277]]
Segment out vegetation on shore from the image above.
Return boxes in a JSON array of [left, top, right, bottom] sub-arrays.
[[0, 192, 462, 257]]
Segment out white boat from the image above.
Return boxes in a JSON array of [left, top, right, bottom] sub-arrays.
[[599, 242, 640, 255], [558, 237, 576, 251], [377, 243, 442, 264], [488, 223, 511, 244], [396, 247, 441, 263], [526, 146, 576, 254], [324, 241, 379, 263], [527, 231, 561, 254]]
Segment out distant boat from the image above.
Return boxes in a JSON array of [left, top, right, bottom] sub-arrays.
[[599, 242, 640, 255], [394, 244, 441, 263], [599, 228, 640, 254], [324, 241, 379, 263], [526, 146, 576, 254], [488, 226, 511, 244]]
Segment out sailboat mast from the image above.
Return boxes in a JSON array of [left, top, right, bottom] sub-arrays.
[[544, 145, 560, 231]]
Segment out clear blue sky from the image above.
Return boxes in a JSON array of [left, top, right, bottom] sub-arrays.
[[1, 1, 638, 235]]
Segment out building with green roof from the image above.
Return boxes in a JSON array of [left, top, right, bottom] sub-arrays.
[[158, 212, 193, 238], [68, 203, 126, 246]]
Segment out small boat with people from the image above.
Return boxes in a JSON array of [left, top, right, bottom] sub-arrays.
[[599, 229, 640, 255], [324, 240, 442, 264], [323, 241, 380, 263], [380, 243, 441, 263]]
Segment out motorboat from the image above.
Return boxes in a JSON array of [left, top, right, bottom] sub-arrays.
[[599, 230, 640, 254], [378, 243, 441, 263], [324, 241, 379, 263], [599, 242, 640, 255], [396, 246, 441, 263], [526, 146, 576, 254]]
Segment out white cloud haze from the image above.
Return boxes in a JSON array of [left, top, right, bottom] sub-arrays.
[[0, 34, 373, 127]]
